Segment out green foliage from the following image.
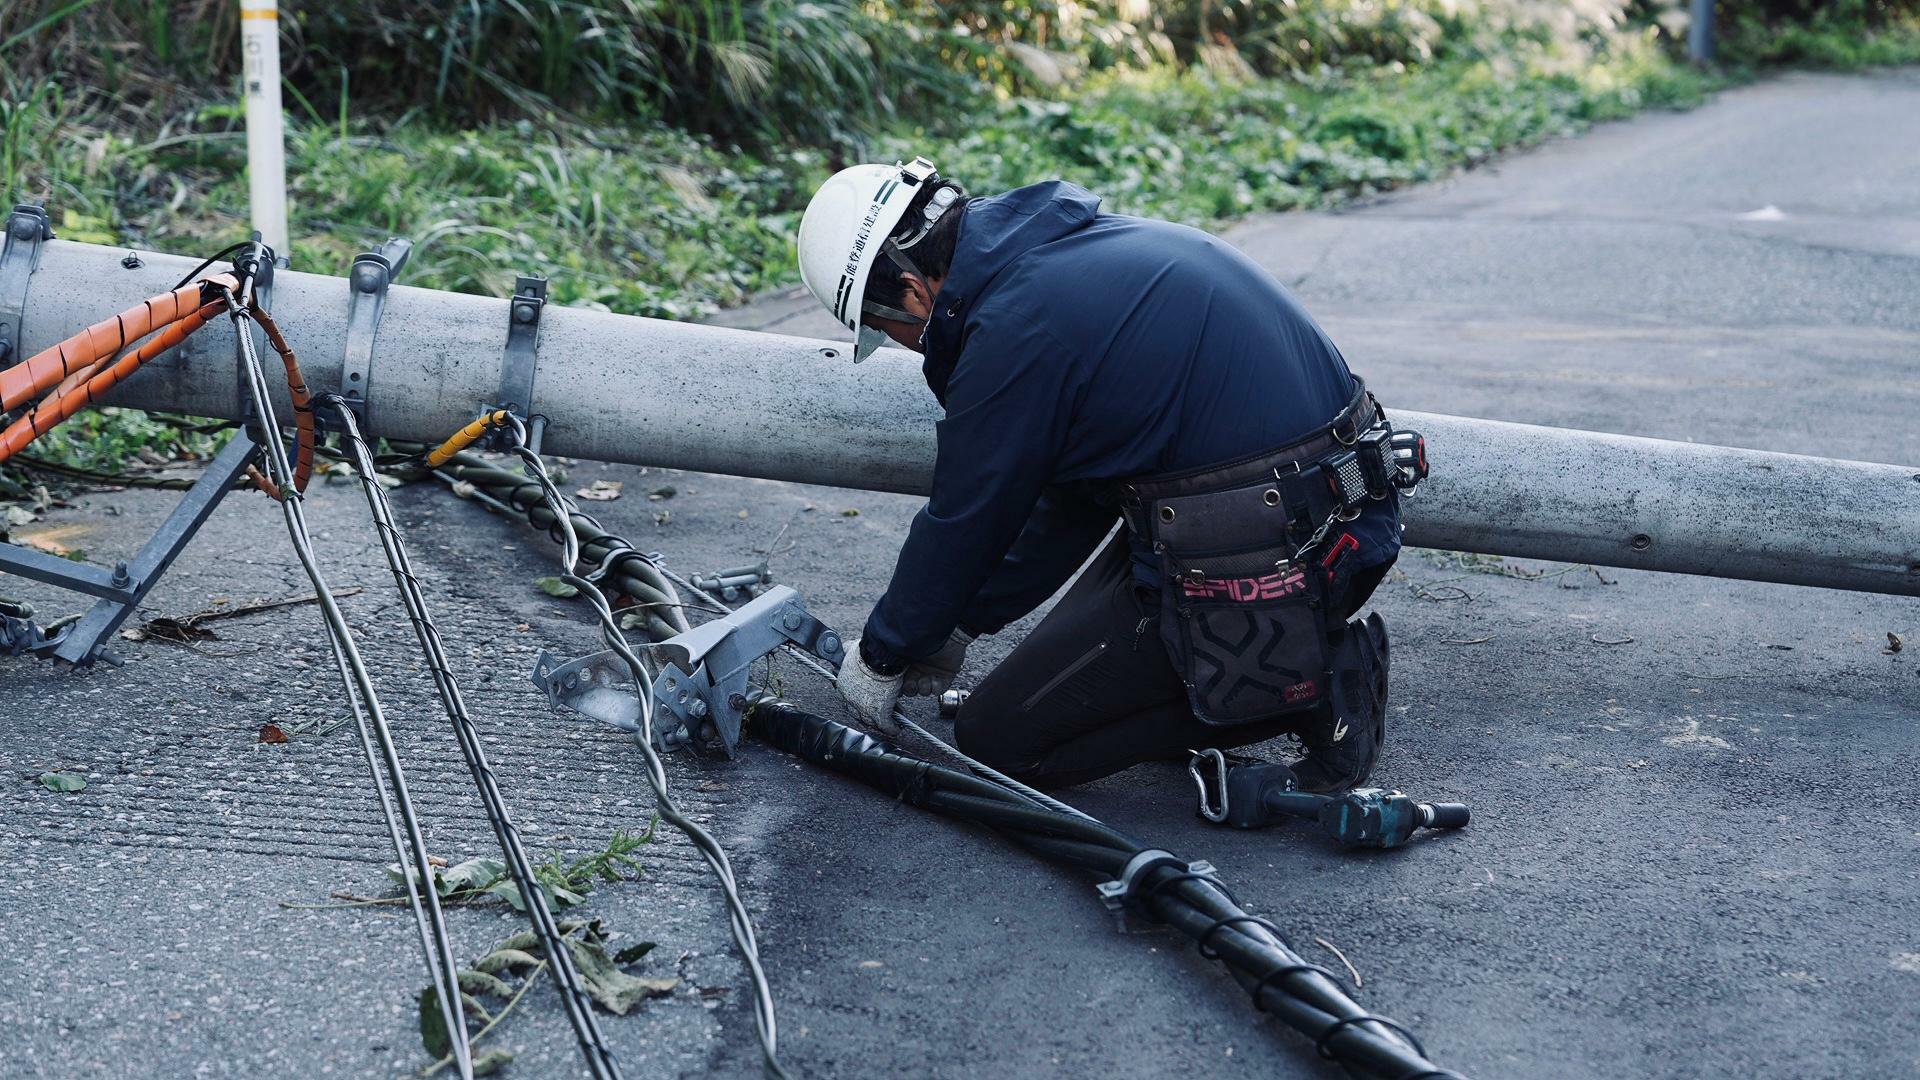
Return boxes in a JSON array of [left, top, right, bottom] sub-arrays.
[[1719, 1, 1920, 67], [23, 408, 229, 472], [881, 38, 1709, 226], [382, 825, 652, 912]]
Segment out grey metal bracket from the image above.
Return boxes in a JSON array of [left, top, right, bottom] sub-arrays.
[[531, 585, 846, 758], [690, 560, 773, 603], [336, 237, 411, 428], [0, 429, 262, 668], [0, 204, 55, 366], [487, 276, 547, 452]]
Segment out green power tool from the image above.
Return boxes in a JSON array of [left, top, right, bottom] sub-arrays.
[[1188, 748, 1469, 849]]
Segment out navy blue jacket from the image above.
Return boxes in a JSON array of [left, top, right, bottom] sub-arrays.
[[862, 182, 1399, 670]]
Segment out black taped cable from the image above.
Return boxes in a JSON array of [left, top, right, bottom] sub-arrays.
[[744, 701, 1470, 1080]]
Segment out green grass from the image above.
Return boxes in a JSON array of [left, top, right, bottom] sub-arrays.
[[0, 20, 1715, 475], [5, 32, 1710, 313]]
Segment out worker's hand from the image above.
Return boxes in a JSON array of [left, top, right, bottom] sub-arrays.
[[837, 638, 905, 733], [902, 628, 973, 697]]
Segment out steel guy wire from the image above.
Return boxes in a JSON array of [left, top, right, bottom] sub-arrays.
[[498, 417, 791, 1080], [326, 400, 621, 1080], [221, 273, 475, 1080]]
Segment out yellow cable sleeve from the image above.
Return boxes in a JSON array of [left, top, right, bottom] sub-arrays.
[[425, 410, 511, 468]]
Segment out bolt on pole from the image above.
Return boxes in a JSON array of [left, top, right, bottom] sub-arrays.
[[239, 0, 290, 257]]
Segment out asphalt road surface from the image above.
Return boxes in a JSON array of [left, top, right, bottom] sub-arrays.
[[4, 70, 1917, 1080]]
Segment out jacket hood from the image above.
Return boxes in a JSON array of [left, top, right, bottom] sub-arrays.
[[921, 180, 1102, 402]]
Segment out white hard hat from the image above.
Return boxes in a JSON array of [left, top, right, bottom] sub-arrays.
[[797, 157, 947, 362]]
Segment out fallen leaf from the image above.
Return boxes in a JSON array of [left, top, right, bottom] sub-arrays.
[[647, 485, 676, 500], [473, 1048, 515, 1076], [496, 931, 541, 953], [258, 724, 288, 744], [439, 857, 505, 896], [736, 509, 749, 520], [38, 772, 86, 792], [140, 617, 218, 643], [840, 508, 860, 517], [576, 479, 623, 502], [474, 948, 543, 974], [487, 879, 531, 911], [534, 576, 579, 598], [567, 934, 678, 1014], [613, 942, 657, 965], [457, 970, 516, 999], [653, 510, 672, 526], [1887, 632, 1904, 655], [3, 505, 36, 527], [417, 986, 452, 1059]]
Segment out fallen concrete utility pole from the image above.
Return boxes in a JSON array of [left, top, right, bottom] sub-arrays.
[[14, 237, 1920, 598]]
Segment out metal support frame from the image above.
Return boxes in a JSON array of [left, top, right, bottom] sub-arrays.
[[532, 585, 845, 757], [16, 431, 260, 666], [490, 275, 547, 452], [337, 238, 410, 427], [0, 204, 54, 366]]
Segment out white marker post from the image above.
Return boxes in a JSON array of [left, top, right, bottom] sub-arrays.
[[239, 0, 289, 258]]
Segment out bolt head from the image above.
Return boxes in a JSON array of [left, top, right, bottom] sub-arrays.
[[818, 631, 842, 656], [512, 302, 538, 324], [688, 698, 709, 718], [782, 611, 803, 630], [8, 216, 39, 241]]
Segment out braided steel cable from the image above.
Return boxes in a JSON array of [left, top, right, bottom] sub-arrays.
[[436, 456, 692, 642], [494, 417, 790, 1080], [219, 263, 475, 1080], [421, 456, 1089, 823], [326, 400, 622, 1080]]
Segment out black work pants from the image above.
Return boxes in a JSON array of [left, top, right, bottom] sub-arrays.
[[954, 530, 1391, 789]]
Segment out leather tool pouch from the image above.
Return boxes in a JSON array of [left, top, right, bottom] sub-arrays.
[[1144, 475, 1333, 727]]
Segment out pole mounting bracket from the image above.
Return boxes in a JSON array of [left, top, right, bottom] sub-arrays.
[[489, 275, 547, 452], [530, 585, 846, 758], [337, 237, 411, 429], [0, 204, 55, 367]]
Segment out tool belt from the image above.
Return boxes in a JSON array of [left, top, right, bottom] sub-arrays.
[[1116, 377, 1425, 727]]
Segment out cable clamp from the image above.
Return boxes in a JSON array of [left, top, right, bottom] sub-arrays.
[[1096, 850, 1217, 914], [582, 542, 666, 586], [486, 276, 547, 453], [336, 237, 410, 429], [0, 204, 54, 366]]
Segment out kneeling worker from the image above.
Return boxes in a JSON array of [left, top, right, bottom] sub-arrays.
[[795, 159, 1425, 792]]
